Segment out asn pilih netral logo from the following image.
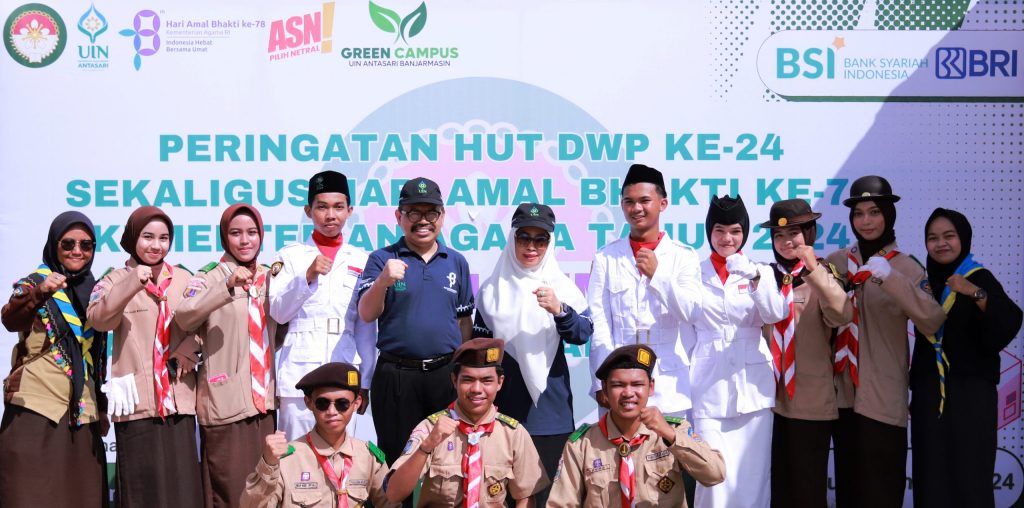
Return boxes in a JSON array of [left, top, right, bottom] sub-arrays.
[[341, 1, 458, 67], [77, 3, 109, 69], [119, 9, 160, 70], [4, 3, 67, 67], [267, 2, 335, 62]]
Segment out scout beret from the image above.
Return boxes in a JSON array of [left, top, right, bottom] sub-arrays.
[[295, 362, 361, 394], [452, 338, 505, 368], [595, 344, 657, 381]]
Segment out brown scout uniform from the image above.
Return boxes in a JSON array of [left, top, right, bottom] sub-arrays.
[[87, 261, 197, 419], [390, 404, 549, 506], [3, 283, 100, 423], [174, 259, 278, 425], [765, 263, 853, 420], [546, 417, 725, 508], [240, 431, 393, 508], [825, 243, 946, 427]]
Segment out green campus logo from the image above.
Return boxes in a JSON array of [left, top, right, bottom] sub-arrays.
[[368, 1, 426, 44]]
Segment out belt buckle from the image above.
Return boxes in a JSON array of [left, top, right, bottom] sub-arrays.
[[421, 357, 435, 371], [635, 329, 651, 344], [327, 318, 340, 335]]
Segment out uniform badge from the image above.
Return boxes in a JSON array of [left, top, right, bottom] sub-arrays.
[[247, 285, 260, 298], [920, 279, 932, 294], [347, 371, 359, 387], [300, 472, 311, 481], [618, 442, 631, 457], [777, 217, 788, 227], [270, 261, 283, 277], [658, 476, 675, 493], [488, 482, 503, 497], [593, 459, 603, 469], [13, 285, 25, 298], [447, 441, 455, 451], [738, 284, 749, 294], [402, 440, 414, 455], [782, 274, 793, 286], [553, 458, 563, 482], [486, 348, 499, 363], [637, 348, 651, 367]]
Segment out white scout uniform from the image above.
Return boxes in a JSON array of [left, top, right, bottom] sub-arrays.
[[587, 237, 702, 415], [689, 257, 787, 508], [269, 237, 377, 440]]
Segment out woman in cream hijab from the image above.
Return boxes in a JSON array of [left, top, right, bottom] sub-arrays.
[[474, 203, 592, 506]]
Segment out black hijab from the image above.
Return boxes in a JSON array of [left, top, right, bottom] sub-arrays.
[[849, 199, 897, 259], [43, 211, 98, 318], [706, 195, 750, 252], [925, 208, 973, 302]]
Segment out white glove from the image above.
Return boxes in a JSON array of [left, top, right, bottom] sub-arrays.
[[864, 256, 892, 282], [101, 374, 140, 417], [726, 253, 760, 280]]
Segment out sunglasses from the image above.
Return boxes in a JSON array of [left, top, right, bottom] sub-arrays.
[[515, 233, 550, 248], [59, 239, 95, 252], [313, 397, 353, 412]]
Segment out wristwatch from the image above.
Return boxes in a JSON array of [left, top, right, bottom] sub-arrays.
[[972, 288, 988, 301]]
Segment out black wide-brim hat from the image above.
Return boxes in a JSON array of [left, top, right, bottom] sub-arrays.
[[758, 199, 823, 229], [842, 175, 901, 207]]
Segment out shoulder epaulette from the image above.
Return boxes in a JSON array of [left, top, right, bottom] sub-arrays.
[[827, 262, 843, 281], [197, 262, 218, 274], [908, 254, 925, 270], [568, 423, 591, 442], [664, 415, 684, 426], [366, 441, 386, 464], [426, 410, 448, 424], [496, 413, 518, 429], [101, 267, 115, 278], [176, 263, 195, 276]]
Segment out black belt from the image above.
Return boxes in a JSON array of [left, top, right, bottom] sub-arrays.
[[379, 351, 453, 371]]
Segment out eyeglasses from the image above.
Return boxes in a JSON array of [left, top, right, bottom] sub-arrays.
[[313, 397, 352, 412], [400, 209, 441, 223], [59, 239, 95, 252], [515, 232, 550, 248]]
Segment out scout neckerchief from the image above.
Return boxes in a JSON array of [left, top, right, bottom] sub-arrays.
[[772, 260, 805, 399], [834, 249, 899, 387], [306, 433, 353, 508], [31, 265, 94, 425], [927, 253, 984, 415], [448, 402, 495, 508], [599, 413, 649, 508], [710, 251, 729, 284], [145, 263, 176, 418], [246, 271, 270, 412]]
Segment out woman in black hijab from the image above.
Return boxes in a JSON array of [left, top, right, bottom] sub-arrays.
[[910, 208, 1022, 508], [0, 211, 108, 507]]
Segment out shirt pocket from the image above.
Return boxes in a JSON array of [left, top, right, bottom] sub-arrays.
[[481, 465, 514, 506], [642, 455, 684, 501], [207, 373, 247, 421], [426, 463, 463, 500], [289, 490, 329, 507], [607, 277, 634, 331], [583, 465, 615, 508]]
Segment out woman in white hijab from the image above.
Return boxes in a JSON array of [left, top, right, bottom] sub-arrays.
[[474, 203, 592, 506]]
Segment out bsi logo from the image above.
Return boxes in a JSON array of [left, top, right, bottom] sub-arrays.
[[935, 47, 1018, 79], [369, 1, 426, 44], [776, 47, 835, 79]]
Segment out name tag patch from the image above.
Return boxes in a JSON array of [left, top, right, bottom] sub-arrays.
[[646, 450, 671, 461], [586, 464, 612, 474], [294, 481, 318, 490]]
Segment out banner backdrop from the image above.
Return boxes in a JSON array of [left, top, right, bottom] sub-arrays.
[[1, 1, 1022, 505]]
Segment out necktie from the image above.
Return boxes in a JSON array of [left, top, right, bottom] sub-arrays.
[[772, 260, 805, 399], [145, 263, 176, 418]]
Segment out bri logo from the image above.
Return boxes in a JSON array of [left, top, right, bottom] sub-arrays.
[[935, 47, 1018, 79]]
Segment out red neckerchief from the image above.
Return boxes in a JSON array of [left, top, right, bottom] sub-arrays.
[[598, 413, 648, 508], [710, 251, 729, 284], [834, 249, 900, 387], [312, 231, 343, 261], [629, 231, 664, 258], [144, 263, 175, 418], [305, 433, 353, 508], [448, 402, 495, 508]]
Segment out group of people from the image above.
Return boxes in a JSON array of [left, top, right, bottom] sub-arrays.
[[0, 164, 1020, 508]]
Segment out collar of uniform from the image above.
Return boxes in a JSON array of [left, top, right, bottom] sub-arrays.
[[606, 240, 641, 282], [309, 428, 355, 458], [850, 241, 899, 264], [396, 237, 449, 258], [603, 415, 655, 442], [449, 400, 497, 427], [700, 257, 730, 288]]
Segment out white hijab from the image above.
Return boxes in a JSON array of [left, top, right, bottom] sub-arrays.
[[476, 229, 588, 405]]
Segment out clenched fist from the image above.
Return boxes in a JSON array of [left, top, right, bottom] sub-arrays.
[[639, 406, 676, 442], [135, 265, 153, 285], [636, 248, 658, 279], [227, 267, 254, 288], [38, 272, 67, 294], [305, 254, 334, 284], [791, 244, 818, 272], [262, 431, 291, 466], [422, 415, 458, 452], [378, 259, 408, 288]]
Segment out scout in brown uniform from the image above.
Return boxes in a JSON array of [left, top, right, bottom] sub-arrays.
[[175, 204, 280, 508], [240, 362, 394, 508], [825, 176, 945, 508], [758, 200, 853, 508], [547, 344, 725, 508], [384, 338, 549, 507], [87, 206, 203, 507], [0, 212, 108, 507]]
